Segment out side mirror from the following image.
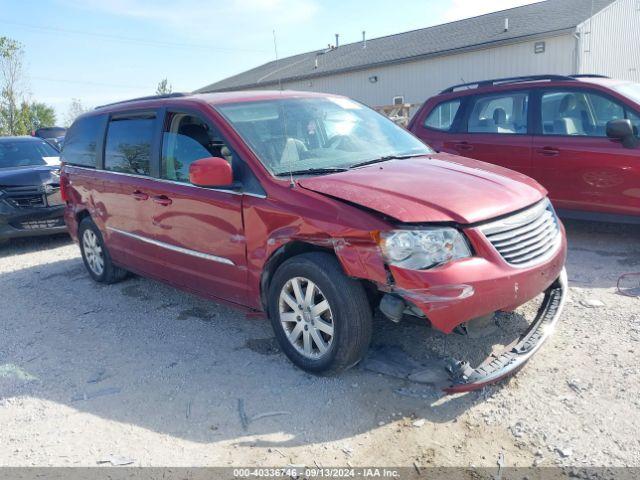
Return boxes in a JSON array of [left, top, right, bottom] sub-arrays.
[[189, 157, 233, 187], [606, 119, 639, 149]]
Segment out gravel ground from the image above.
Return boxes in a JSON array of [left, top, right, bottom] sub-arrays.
[[0, 219, 639, 469]]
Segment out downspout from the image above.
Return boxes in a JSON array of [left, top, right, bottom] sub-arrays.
[[573, 28, 582, 75]]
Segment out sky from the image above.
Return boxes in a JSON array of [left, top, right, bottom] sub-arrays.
[[0, 0, 541, 124]]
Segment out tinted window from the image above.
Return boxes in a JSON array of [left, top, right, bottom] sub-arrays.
[[0, 140, 59, 169], [36, 127, 66, 139], [161, 113, 234, 183], [541, 90, 624, 137], [62, 116, 102, 167], [424, 99, 461, 131], [104, 117, 155, 175], [468, 92, 528, 134]]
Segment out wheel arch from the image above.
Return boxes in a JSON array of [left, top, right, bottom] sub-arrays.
[[75, 209, 92, 230], [259, 240, 380, 312]]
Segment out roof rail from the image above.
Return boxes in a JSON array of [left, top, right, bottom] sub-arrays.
[[570, 74, 611, 79], [440, 75, 577, 94], [95, 92, 189, 110]]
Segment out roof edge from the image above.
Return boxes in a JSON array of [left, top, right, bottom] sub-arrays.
[[198, 28, 576, 93]]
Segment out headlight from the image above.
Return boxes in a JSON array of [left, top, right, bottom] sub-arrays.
[[379, 228, 471, 270]]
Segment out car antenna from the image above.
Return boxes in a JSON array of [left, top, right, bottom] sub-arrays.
[[273, 29, 295, 188], [273, 30, 283, 92]]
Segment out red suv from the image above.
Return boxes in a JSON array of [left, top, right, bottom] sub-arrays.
[[409, 75, 640, 223], [61, 91, 567, 392]]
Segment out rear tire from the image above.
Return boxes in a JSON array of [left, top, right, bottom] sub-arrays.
[[78, 217, 127, 284], [268, 252, 372, 374]]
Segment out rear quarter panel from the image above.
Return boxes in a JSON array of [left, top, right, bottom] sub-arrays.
[[62, 165, 102, 242]]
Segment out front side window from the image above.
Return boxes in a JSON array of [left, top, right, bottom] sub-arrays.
[[0, 140, 59, 169], [104, 116, 155, 175], [161, 113, 234, 183], [541, 90, 625, 137], [215, 97, 432, 176], [628, 110, 640, 136], [62, 115, 102, 167], [467, 92, 529, 134], [424, 99, 461, 131]]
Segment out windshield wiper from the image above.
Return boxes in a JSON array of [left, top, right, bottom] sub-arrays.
[[274, 167, 349, 177], [349, 153, 426, 169]]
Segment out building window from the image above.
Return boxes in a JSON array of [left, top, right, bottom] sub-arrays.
[[393, 96, 405, 105], [534, 41, 546, 54]]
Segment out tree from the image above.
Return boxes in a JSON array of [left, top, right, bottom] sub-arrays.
[[18, 101, 56, 134], [65, 98, 89, 127], [0, 37, 27, 135], [156, 78, 172, 95]]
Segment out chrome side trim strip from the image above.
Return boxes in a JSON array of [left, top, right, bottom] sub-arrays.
[[107, 227, 235, 266], [63, 166, 267, 199]]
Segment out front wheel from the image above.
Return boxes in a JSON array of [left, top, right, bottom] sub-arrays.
[[268, 252, 373, 374]]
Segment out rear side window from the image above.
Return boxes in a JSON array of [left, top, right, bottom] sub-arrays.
[[36, 127, 66, 139], [105, 117, 155, 175], [424, 99, 461, 131], [62, 116, 103, 167], [468, 92, 529, 134]]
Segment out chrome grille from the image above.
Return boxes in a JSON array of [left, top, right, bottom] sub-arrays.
[[479, 199, 561, 267]]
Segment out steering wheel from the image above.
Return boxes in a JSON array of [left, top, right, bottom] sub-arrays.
[[326, 135, 354, 151]]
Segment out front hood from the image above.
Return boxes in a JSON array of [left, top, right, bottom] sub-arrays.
[[0, 165, 60, 188], [298, 154, 547, 224]]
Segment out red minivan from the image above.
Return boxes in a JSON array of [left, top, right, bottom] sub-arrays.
[[410, 75, 640, 223], [61, 91, 567, 392]]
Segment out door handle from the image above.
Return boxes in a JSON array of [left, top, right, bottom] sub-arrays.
[[151, 194, 172, 206], [536, 147, 560, 156], [454, 142, 474, 151], [132, 190, 148, 201]]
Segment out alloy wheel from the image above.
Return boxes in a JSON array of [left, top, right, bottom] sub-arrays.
[[82, 229, 105, 276], [278, 277, 334, 359]]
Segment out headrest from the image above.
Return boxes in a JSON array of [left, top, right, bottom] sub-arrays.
[[493, 108, 507, 125], [559, 94, 577, 113], [179, 124, 210, 148]]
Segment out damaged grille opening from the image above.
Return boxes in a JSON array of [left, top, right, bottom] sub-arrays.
[[2, 186, 47, 209], [480, 199, 561, 267]]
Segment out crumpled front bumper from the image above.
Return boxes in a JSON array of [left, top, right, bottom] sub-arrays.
[[0, 203, 66, 240], [444, 268, 568, 393]]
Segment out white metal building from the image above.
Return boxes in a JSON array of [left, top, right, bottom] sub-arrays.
[[198, 0, 640, 110]]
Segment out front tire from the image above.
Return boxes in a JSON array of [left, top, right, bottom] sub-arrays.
[[78, 217, 127, 284], [268, 252, 372, 374]]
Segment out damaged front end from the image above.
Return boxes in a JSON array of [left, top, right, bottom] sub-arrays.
[[445, 269, 567, 393]]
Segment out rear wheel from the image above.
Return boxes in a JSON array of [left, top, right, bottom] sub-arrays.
[[268, 252, 372, 374], [78, 217, 127, 284]]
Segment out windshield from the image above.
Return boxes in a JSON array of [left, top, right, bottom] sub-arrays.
[[216, 97, 432, 175], [612, 82, 640, 106], [0, 140, 60, 169]]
